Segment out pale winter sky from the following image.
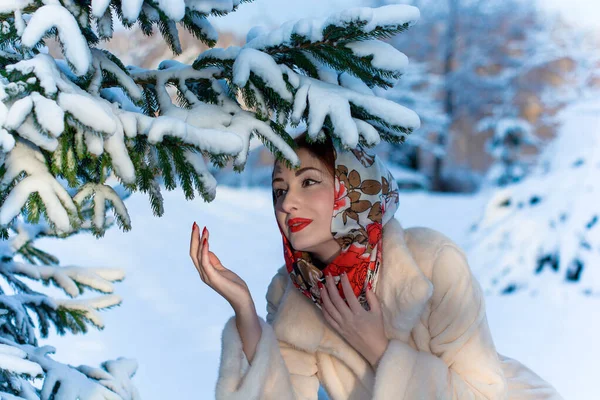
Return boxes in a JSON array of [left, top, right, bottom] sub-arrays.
[[539, 0, 600, 33]]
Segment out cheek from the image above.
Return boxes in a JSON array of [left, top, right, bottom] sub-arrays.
[[275, 210, 286, 229], [315, 185, 335, 216]]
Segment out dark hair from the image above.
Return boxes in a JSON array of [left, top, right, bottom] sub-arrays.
[[273, 131, 335, 178]]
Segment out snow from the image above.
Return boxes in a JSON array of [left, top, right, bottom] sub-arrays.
[[90, 49, 143, 101], [13, 8, 25, 36], [245, 18, 324, 49], [0, 1, 34, 14], [156, 0, 186, 21], [31, 92, 65, 137], [242, 4, 418, 55], [21, 4, 92, 76], [6, 54, 62, 96], [232, 48, 293, 101], [345, 40, 408, 72], [2, 1, 425, 239], [55, 294, 123, 329], [0, 346, 44, 377], [191, 14, 219, 42], [27, 178, 596, 399], [91, 0, 111, 18], [58, 93, 117, 135], [324, 5, 420, 32], [0, 141, 78, 233], [467, 99, 600, 296], [120, 0, 144, 22], [194, 46, 241, 62], [4, 95, 33, 130], [73, 183, 132, 232], [0, 129, 14, 152], [291, 75, 420, 145], [1, 1, 596, 397]]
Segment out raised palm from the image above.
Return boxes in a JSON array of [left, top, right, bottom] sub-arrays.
[[189, 224, 251, 310]]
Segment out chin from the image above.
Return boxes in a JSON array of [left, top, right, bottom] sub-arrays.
[[289, 238, 310, 252]]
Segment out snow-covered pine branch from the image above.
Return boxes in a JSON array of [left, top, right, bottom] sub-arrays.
[[1, 219, 125, 337], [1, 2, 421, 238], [0, 337, 139, 400], [0, 218, 134, 399]]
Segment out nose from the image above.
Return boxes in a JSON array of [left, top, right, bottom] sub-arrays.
[[280, 186, 301, 214]]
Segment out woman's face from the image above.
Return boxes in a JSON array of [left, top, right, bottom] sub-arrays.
[[272, 147, 341, 264]]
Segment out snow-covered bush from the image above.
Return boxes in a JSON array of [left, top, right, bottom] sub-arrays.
[[466, 100, 600, 297], [476, 117, 541, 186]]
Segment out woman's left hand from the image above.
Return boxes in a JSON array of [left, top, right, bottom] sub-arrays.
[[319, 272, 390, 369]]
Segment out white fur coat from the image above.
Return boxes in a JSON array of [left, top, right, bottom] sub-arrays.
[[214, 218, 563, 399]]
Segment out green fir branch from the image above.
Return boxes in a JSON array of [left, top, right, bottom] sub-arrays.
[[157, 18, 182, 55], [141, 85, 160, 116], [170, 145, 195, 200], [136, 9, 154, 34], [155, 145, 177, 190], [179, 11, 217, 48]]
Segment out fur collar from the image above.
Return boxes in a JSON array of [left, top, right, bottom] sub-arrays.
[[270, 218, 434, 353]]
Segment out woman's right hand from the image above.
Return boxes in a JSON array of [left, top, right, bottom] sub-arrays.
[[189, 222, 253, 313]]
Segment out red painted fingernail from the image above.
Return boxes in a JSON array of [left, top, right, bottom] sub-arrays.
[[202, 226, 207, 235], [203, 238, 207, 246], [367, 282, 372, 291], [192, 222, 197, 230], [318, 282, 323, 289]]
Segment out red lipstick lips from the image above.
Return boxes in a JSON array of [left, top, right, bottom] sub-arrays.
[[288, 218, 313, 233]]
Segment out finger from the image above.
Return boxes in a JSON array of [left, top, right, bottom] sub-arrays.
[[189, 222, 200, 265], [201, 236, 216, 281], [189, 222, 197, 260], [189, 223, 207, 281], [366, 285, 381, 313], [325, 274, 352, 318], [208, 251, 225, 270], [195, 225, 206, 266], [340, 273, 362, 313], [321, 299, 342, 332], [196, 228, 211, 283], [320, 282, 343, 323]]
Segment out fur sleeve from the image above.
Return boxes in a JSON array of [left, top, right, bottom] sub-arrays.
[[372, 245, 507, 399], [214, 267, 320, 400]]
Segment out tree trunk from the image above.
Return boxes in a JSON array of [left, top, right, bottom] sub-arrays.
[[433, 0, 459, 191]]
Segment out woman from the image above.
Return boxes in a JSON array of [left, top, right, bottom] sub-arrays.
[[189, 131, 562, 399]]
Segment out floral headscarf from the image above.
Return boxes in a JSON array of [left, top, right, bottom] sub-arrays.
[[274, 139, 400, 311]]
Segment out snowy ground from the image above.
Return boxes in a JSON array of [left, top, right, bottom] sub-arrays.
[[34, 185, 596, 399]]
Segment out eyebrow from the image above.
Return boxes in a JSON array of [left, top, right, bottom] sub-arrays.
[[271, 167, 321, 184]]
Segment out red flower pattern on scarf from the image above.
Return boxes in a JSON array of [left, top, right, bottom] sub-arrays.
[[333, 176, 351, 216], [366, 223, 382, 246]]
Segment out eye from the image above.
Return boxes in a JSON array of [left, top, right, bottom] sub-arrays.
[[302, 178, 319, 187], [273, 178, 320, 199]]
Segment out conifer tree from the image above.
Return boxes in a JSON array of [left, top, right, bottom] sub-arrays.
[[0, 1, 422, 398], [1, 0, 421, 238]]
